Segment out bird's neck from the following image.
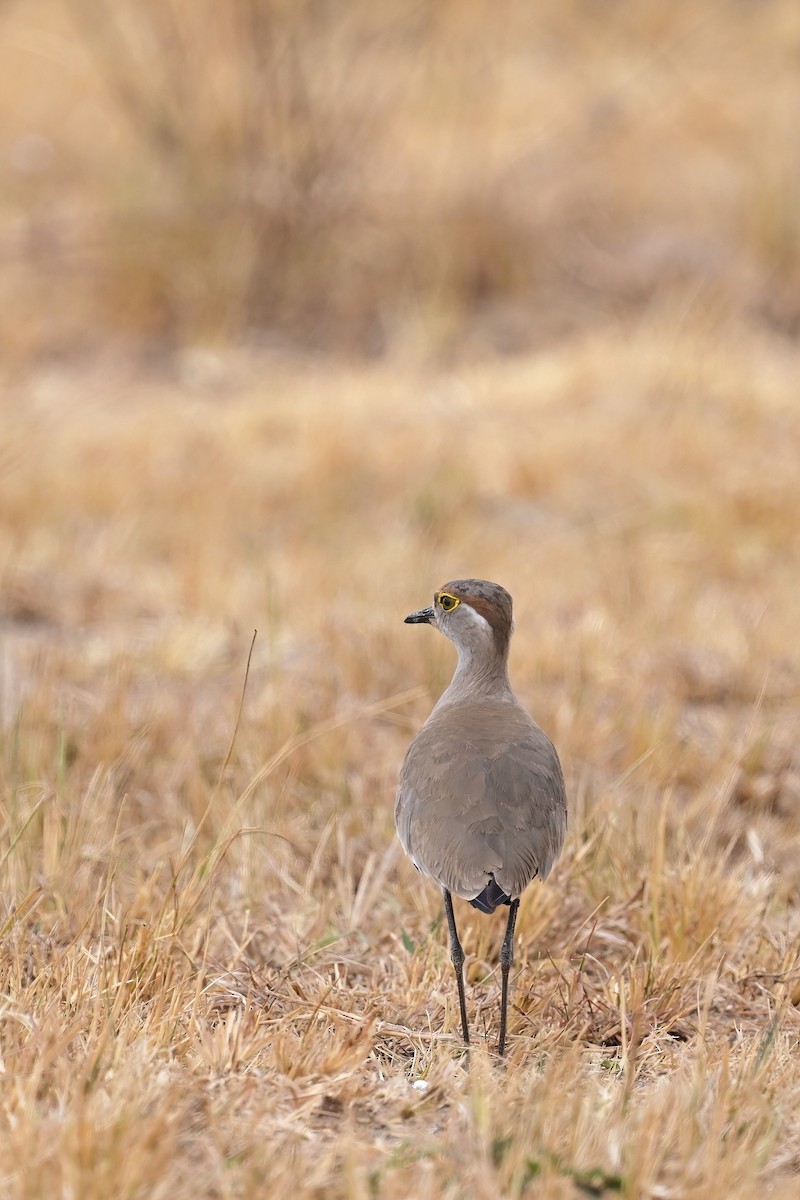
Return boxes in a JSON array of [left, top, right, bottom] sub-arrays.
[[436, 642, 513, 708]]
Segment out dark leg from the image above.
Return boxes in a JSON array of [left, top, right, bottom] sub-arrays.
[[498, 898, 520, 1057], [443, 889, 470, 1046]]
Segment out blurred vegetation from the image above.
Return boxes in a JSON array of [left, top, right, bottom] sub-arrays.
[[1, 0, 799, 362]]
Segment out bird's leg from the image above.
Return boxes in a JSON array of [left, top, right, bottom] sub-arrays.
[[443, 889, 470, 1046], [497, 898, 520, 1057]]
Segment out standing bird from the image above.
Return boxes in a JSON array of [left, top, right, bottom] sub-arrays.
[[395, 579, 567, 1056]]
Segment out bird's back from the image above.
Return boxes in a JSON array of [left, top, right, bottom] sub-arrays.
[[395, 698, 567, 902]]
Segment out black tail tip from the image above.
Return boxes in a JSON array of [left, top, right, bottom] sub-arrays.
[[469, 877, 512, 915]]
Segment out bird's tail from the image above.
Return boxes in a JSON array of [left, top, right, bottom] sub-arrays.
[[469, 876, 512, 914]]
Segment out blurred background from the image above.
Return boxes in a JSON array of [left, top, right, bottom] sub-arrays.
[[2, 0, 799, 366]]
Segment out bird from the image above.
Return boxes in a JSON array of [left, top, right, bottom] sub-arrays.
[[395, 579, 567, 1056]]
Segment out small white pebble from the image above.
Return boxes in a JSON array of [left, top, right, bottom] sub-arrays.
[[411, 1080, 430, 1092]]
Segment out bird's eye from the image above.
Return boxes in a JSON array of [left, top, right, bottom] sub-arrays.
[[437, 593, 460, 612]]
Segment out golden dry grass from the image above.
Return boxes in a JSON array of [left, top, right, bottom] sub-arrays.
[[2, 322, 800, 1197], [2, 1, 800, 1196], [2, 0, 800, 359]]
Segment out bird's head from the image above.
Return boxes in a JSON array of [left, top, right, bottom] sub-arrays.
[[404, 578, 514, 659]]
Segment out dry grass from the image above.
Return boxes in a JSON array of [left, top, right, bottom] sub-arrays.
[[2, 320, 800, 1197], [2, 1, 800, 1196], [2, 0, 800, 359]]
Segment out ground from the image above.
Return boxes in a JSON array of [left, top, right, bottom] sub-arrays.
[[2, 322, 800, 1197], [2, 1, 800, 1194]]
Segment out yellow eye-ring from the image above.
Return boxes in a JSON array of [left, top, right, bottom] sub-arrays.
[[437, 592, 461, 613]]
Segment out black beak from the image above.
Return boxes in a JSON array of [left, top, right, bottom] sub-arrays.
[[404, 606, 435, 625]]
